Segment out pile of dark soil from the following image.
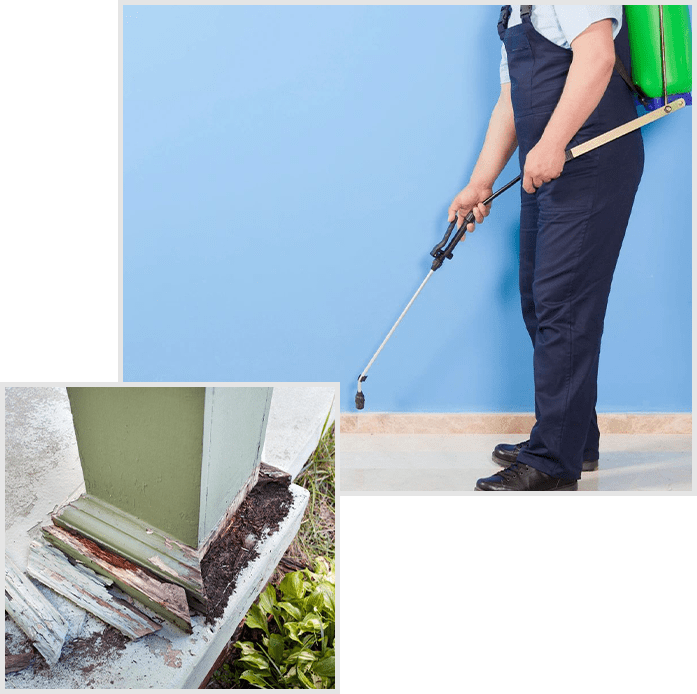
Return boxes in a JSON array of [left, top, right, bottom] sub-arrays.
[[200, 464, 294, 623]]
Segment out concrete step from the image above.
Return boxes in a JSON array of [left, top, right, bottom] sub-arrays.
[[6, 484, 309, 689]]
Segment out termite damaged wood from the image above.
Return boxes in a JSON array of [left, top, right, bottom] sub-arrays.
[[27, 540, 162, 640], [5, 553, 69, 665], [42, 525, 192, 633]]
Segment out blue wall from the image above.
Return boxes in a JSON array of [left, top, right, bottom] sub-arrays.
[[124, 5, 691, 413]]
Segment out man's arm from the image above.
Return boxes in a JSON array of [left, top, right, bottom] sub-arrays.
[[522, 18, 616, 194], [449, 82, 518, 231]]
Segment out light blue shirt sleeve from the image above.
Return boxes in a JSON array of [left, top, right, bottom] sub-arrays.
[[499, 5, 623, 85], [500, 43, 510, 85]]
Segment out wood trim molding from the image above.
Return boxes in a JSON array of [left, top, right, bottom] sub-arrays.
[[45, 463, 293, 622], [50, 494, 206, 611]]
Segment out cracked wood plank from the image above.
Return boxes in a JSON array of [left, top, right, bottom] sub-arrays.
[[27, 540, 162, 640], [5, 553, 68, 665], [42, 524, 192, 633]]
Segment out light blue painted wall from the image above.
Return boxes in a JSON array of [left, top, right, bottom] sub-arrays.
[[124, 5, 691, 413]]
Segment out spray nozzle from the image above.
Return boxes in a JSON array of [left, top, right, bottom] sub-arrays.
[[355, 375, 367, 410]]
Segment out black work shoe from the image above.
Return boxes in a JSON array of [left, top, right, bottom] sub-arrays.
[[492, 440, 599, 472], [475, 462, 578, 491]]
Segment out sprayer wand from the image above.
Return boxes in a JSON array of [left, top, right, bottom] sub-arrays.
[[354, 173, 520, 410], [355, 98, 686, 410]]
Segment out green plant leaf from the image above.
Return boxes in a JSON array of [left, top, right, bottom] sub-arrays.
[[313, 556, 329, 575], [312, 655, 335, 678], [306, 589, 324, 613], [239, 652, 270, 670], [268, 633, 285, 664], [240, 669, 272, 688], [258, 584, 277, 614], [278, 601, 303, 620], [235, 640, 258, 655], [287, 648, 316, 664], [317, 583, 335, 614], [296, 665, 315, 689], [284, 622, 303, 643], [246, 604, 269, 635], [279, 570, 306, 600], [313, 557, 335, 583], [299, 614, 323, 631]]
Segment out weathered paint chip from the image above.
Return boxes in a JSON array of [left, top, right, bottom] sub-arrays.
[[146, 635, 184, 669]]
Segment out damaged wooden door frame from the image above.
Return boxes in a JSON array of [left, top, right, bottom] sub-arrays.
[[44, 386, 274, 624]]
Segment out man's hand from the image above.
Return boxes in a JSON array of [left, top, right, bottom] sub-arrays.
[[522, 140, 566, 194], [448, 184, 493, 233], [521, 18, 615, 195]]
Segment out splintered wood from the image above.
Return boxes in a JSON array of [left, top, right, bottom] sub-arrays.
[[26, 540, 162, 639], [42, 524, 192, 633], [5, 553, 68, 665]]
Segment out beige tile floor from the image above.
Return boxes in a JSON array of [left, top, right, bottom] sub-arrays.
[[341, 433, 692, 492]]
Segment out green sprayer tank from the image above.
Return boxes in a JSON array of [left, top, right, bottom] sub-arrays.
[[625, 5, 692, 110]]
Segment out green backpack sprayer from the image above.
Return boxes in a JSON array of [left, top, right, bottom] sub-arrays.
[[355, 5, 691, 410]]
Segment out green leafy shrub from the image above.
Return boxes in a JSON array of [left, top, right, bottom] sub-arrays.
[[234, 558, 335, 689]]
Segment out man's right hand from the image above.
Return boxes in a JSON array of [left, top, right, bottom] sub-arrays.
[[448, 184, 493, 233]]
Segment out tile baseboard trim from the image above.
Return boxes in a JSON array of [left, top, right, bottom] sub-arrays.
[[341, 413, 692, 435]]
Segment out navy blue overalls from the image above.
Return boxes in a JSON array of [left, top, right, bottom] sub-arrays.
[[498, 6, 644, 480]]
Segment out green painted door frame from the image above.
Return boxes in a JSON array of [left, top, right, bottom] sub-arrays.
[[47, 386, 273, 609]]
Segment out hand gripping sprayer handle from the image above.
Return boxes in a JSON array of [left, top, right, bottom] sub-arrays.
[[429, 174, 522, 271]]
